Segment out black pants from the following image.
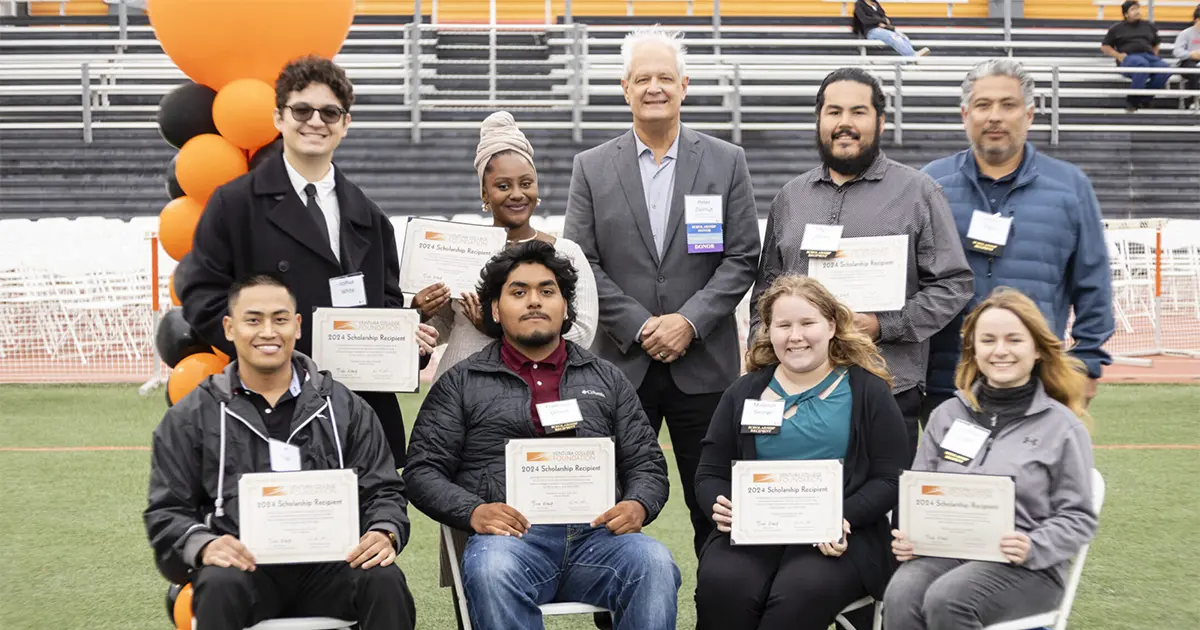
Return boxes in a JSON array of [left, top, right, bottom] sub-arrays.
[[192, 562, 415, 630], [638, 361, 722, 558], [1181, 58, 1200, 92], [357, 391, 406, 467], [895, 387, 924, 462], [696, 536, 868, 630]]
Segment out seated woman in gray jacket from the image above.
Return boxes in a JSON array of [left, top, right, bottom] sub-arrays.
[[884, 287, 1099, 630]]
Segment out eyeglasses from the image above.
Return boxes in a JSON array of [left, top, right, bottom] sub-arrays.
[[283, 103, 347, 124]]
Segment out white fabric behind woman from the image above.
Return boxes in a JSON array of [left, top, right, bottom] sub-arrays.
[[429, 236, 598, 381]]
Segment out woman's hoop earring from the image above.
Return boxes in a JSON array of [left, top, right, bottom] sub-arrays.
[[481, 203, 490, 213]]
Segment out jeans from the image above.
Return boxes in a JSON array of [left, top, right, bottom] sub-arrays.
[[868, 27, 917, 56], [1121, 52, 1171, 106], [461, 524, 681, 630], [883, 557, 1063, 630]]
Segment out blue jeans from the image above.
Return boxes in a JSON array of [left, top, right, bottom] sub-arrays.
[[1121, 52, 1171, 104], [461, 525, 681, 630], [868, 27, 917, 56]]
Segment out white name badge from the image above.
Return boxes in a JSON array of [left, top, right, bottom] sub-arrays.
[[329, 272, 367, 307], [685, 194, 724, 254], [800, 224, 844, 258], [966, 211, 1013, 256], [268, 438, 302, 472], [536, 399, 584, 434], [740, 400, 785, 435], [938, 419, 991, 462]]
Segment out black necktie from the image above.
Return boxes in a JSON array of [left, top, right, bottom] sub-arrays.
[[304, 183, 332, 246]]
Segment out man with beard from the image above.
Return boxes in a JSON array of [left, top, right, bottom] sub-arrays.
[[751, 67, 972, 459], [404, 241, 680, 630], [921, 59, 1113, 417]]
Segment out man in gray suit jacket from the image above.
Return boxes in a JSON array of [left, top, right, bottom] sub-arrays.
[[564, 26, 761, 557]]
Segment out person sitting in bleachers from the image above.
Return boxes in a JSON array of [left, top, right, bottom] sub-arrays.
[[883, 287, 1099, 630], [403, 241, 681, 630], [143, 274, 416, 630], [693, 275, 909, 630], [852, 0, 931, 57], [1171, 5, 1200, 101], [1101, 0, 1171, 111]]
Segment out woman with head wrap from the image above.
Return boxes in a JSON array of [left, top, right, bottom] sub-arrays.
[[411, 111, 598, 381]]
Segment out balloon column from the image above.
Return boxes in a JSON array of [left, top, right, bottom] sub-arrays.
[[149, 0, 356, 406]]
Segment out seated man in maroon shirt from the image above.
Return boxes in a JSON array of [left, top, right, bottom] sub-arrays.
[[403, 241, 679, 630]]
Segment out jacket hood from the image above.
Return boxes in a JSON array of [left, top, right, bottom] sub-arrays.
[[204, 352, 334, 402]]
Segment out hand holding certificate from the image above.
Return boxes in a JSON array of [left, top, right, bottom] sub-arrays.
[[730, 459, 843, 546], [311, 308, 420, 393], [898, 470, 1015, 563], [238, 469, 360, 565], [399, 218, 508, 296], [505, 437, 616, 525]]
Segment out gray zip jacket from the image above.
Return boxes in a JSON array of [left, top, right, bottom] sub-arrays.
[[917, 380, 1098, 574]]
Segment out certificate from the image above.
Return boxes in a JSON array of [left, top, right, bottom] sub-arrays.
[[731, 459, 843, 546], [238, 469, 360, 565], [808, 235, 909, 312], [398, 218, 508, 296], [899, 470, 1015, 563], [311, 308, 419, 392], [505, 437, 616, 525]]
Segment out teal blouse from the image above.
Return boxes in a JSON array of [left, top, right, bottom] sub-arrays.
[[754, 368, 852, 461]]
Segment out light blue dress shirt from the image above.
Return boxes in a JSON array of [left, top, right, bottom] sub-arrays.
[[633, 130, 680, 257]]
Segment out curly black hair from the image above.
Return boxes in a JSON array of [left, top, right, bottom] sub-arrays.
[[476, 240, 578, 340], [275, 55, 355, 112]]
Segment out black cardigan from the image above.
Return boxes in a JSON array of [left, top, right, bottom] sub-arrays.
[[694, 364, 909, 599]]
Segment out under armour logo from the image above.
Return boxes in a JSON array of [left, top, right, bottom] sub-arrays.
[[1023, 437, 1039, 446]]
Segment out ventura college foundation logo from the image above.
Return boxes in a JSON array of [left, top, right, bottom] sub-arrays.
[[424, 231, 446, 241], [752, 473, 777, 483], [526, 452, 551, 462], [333, 320, 356, 331], [262, 486, 286, 497], [921, 485, 944, 496]]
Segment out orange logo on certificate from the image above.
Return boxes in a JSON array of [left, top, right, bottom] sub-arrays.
[[921, 485, 944, 496], [424, 231, 446, 240], [262, 486, 286, 497], [752, 473, 777, 483], [526, 452, 550, 462], [333, 321, 355, 330]]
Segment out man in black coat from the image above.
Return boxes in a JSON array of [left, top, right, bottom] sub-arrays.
[[145, 275, 415, 630], [404, 242, 680, 630], [178, 55, 435, 465]]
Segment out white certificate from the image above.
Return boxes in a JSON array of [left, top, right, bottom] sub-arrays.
[[311, 308, 419, 392], [808, 235, 909, 312], [899, 470, 1015, 563], [398, 218, 508, 296], [731, 459, 843, 546], [238, 469, 360, 565], [505, 437, 616, 525]]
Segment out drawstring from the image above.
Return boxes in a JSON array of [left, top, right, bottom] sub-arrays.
[[215, 402, 228, 518], [327, 396, 344, 469]]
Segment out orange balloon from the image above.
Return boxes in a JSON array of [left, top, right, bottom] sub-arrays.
[[168, 353, 226, 405], [159, 196, 205, 262], [172, 583, 192, 630], [175, 134, 247, 204], [213, 79, 278, 151], [169, 271, 181, 307], [148, 0, 354, 91]]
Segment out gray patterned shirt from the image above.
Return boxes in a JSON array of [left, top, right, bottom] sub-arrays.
[[751, 152, 973, 394]]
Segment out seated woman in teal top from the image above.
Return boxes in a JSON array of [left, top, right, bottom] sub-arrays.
[[693, 275, 909, 630]]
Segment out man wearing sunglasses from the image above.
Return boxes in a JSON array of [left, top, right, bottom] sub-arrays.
[[179, 55, 436, 468]]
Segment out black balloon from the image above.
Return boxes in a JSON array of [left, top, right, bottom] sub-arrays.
[[155, 309, 209, 368], [157, 81, 219, 150], [249, 136, 283, 171], [165, 154, 185, 200], [165, 583, 182, 622]]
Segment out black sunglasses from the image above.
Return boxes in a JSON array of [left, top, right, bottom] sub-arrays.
[[283, 103, 347, 124]]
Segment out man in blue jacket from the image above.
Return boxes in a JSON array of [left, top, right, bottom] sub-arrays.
[[922, 59, 1115, 415]]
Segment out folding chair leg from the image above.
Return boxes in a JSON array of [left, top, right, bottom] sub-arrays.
[[452, 590, 466, 630]]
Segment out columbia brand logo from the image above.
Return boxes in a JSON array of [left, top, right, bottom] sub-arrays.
[[581, 389, 606, 398], [1023, 437, 1039, 446]]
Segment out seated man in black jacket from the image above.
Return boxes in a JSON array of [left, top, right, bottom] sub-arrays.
[[144, 275, 416, 630], [404, 241, 680, 630]]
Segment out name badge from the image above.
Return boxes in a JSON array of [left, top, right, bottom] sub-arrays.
[[536, 399, 584, 434], [800, 224, 844, 259], [329, 272, 367, 307], [937, 419, 991, 465], [740, 400, 785, 435], [685, 194, 724, 254], [268, 438, 302, 472], [966, 211, 1013, 256]]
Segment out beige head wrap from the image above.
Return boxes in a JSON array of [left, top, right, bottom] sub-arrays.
[[474, 111, 535, 199]]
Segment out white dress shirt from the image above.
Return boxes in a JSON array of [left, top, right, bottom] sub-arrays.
[[283, 155, 341, 262]]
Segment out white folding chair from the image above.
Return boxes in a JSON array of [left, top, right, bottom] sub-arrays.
[[193, 617, 354, 629], [439, 524, 611, 630], [836, 595, 883, 630], [981, 468, 1108, 630]]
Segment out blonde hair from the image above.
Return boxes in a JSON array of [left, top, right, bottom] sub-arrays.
[[621, 25, 687, 80], [955, 287, 1091, 421], [747, 275, 891, 386]]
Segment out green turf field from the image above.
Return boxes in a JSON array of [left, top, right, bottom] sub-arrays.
[[1, 383, 1197, 629]]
